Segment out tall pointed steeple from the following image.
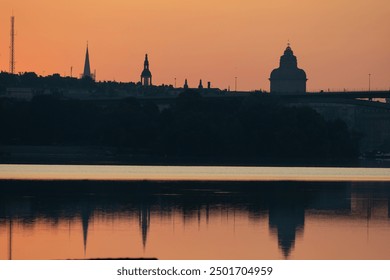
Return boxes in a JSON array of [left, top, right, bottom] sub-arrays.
[[83, 43, 91, 79]]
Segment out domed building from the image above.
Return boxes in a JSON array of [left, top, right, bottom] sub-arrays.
[[141, 54, 152, 86], [269, 44, 307, 93]]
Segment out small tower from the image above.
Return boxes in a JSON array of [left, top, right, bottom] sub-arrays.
[[141, 54, 152, 86], [82, 43, 93, 79], [269, 44, 307, 93], [198, 79, 203, 89], [184, 79, 189, 89]]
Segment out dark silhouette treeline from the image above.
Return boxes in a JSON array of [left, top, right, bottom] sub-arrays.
[[0, 72, 93, 91], [163, 91, 359, 158], [0, 72, 174, 96], [0, 90, 359, 160]]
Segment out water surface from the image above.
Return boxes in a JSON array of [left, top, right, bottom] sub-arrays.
[[0, 181, 390, 259], [0, 165, 390, 260]]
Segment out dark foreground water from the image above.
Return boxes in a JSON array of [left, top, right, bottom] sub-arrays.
[[1, 176, 390, 259]]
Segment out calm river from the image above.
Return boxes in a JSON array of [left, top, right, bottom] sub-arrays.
[[0, 164, 390, 260]]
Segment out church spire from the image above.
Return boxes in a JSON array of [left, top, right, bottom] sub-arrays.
[[140, 53, 152, 86], [144, 54, 149, 69], [82, 43, 92, 79]]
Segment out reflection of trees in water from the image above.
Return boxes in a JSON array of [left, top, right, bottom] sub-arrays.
[[350, 182, 390, 221], [0, 180, 389, 258]]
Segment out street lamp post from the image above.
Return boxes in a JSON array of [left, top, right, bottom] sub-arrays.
[[368, 73, 371, 92]]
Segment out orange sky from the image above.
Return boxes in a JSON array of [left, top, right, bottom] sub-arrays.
[[0, 0, 389, 91]]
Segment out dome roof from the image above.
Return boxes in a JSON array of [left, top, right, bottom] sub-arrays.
[[141, 69, 152, 77], [270, 67, 307, 80], [270, 45, 307, 81]]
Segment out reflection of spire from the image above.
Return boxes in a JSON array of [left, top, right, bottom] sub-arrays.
[[366, 194, 372, 242], [81, 207, 92, 257], [206, 204, 210, 225], [172, 211, 175, 232], [139, 204, 150, 249], [233, 208, 236, 234], [8, 219, 12, 260], [197, 207, 201, 230], [68, 218, 71, 240], [388, 197, 390, 219]]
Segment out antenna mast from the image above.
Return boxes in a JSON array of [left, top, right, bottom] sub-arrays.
[[9, 15, 15, 74]]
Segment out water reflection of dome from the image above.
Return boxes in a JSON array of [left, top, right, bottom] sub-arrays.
[[269, 205, 305, 258]]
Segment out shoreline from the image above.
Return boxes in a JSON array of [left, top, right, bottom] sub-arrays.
[[2, 163, 390, 182], [0, 144, 380, 168]]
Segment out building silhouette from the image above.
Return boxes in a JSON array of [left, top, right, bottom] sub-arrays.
[[183, 79, 189, 89], [141, 54, 152, 86], [270, 44, 307, 93], [198, 79, 203, 89], [82, 43, 93, 79]]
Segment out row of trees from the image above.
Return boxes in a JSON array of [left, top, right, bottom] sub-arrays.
[[0, 72, 175, 96], [0, 91, 360, 159]]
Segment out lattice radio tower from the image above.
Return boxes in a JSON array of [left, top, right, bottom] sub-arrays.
[[9, 15, 15, 74]]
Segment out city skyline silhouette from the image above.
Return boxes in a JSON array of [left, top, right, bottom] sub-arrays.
[[1, 0, 390, 264], [0, 1, 389, 91]]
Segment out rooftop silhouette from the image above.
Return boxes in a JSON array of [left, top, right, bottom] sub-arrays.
[[141, 54, 152, 86], [270, 44, 307, 93]]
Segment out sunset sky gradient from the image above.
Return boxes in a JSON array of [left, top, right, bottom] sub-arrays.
[[1, 0, 389, 91]]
